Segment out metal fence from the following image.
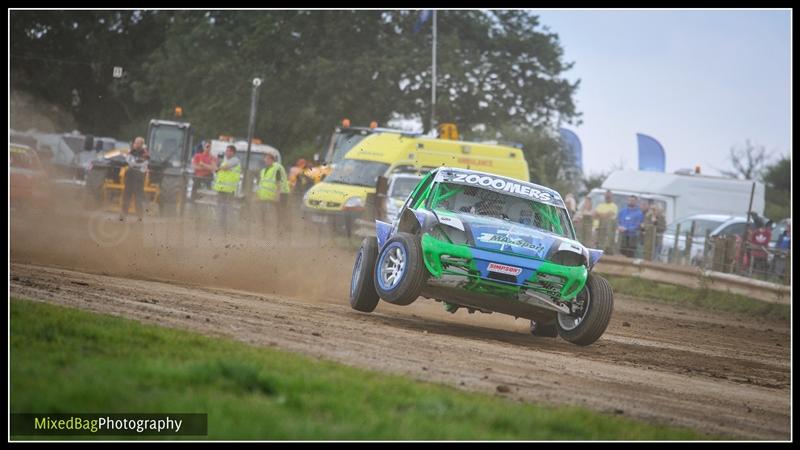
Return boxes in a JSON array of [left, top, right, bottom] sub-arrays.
[[581, 219, 791, 285]]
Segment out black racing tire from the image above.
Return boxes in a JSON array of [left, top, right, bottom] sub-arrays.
[[159, 175, 185, 217], [530, 318, 558, 338], [557, 273, 614, 346], [374, 232, 427, 306], [349, 237, 380, 313]]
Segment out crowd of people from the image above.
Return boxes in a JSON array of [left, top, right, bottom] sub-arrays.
[[568, 188, 790, 281], [117, 137, 326, 235], [571, 189, 666, 259]]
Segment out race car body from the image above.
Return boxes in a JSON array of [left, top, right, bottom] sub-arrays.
[[349, 167, 613, 346]]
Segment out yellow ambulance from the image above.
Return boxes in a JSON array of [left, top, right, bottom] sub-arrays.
[[302, 132, 530, 230]]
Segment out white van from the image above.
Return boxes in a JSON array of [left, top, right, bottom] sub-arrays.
[[580, 170, 765, 224]]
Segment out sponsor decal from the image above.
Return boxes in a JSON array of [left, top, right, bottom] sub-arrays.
[[448, 172, 559, 204], [476, 230, 548, 256], [558, 241, 585, 254], [487, 262, 522, 276], [438, 215, 465, 231]]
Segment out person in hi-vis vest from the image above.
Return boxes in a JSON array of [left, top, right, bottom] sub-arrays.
[[213, 145, 241, 234], [256, 153, 290, 235]]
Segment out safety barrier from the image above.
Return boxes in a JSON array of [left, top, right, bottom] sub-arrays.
[[354, 218, 790, 304]]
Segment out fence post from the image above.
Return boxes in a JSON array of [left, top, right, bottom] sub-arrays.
[[703, 229, 711, 268], [671, 223, 681, 264], [784, 250, 791, 285], [684, 220, 696, 264], [643, 223, 655, 261]]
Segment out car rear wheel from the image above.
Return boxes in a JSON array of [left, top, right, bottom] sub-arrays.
[[557, 274, 614, 346], [374, 232, 427, 306], [350, 237, 380, 312]]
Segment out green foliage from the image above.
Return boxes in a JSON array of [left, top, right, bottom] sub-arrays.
[[11, 10, 579, 155], [760, 156, 790, 221], [11, 298, 712, 440], [467, 124, 581, 195], [10, 10, 171, 136]]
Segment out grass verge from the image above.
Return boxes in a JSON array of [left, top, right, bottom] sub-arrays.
[[10, 298, 716, 440], [603, 274, 789, 321]]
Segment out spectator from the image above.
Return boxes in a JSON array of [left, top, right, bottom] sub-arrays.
[[617, 195, 644, 257], [255, 153, 290, 236], [573, 196, 594, 245], [651, 203, 667, 256], [564, 193, 577, 217], [212, 145, 241, 234], [593, 190, 619, 253], [772, 221, 791, 279], [119, 136, 149, 222], [191, 141, 218, 201], [749, 220, 773, 277]]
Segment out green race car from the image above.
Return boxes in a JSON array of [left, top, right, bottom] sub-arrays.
[[350, 167, 613, 346]]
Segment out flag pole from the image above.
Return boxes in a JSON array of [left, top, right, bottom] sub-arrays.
[[430, 10, 437, 134]]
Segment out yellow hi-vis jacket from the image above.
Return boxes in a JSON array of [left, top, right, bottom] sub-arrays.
[[257, 163, 290, 201], [213, 162, 241, 194]]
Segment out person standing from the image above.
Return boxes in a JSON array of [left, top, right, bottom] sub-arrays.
[[564, 193, 577, 217], [255, 153, 290, 236], [749, 220, 773, 277], [593, 190, 619, 253], [191, 141, 218, 201], [573, 196, 594, 246], [288, 158, 312, 212], [119, 136, 149, 222], [772, 222, 790, 280], [213, 145, 241, 234], [617, 195, 644, 258]]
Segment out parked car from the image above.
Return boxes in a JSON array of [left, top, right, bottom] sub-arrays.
[[660, 214, 748, 263], [10, 143, 50, 208]]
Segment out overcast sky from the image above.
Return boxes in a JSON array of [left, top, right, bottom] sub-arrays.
[[534, 9, 791, 176]]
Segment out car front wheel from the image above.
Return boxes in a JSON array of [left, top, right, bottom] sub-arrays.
[[557, 273, 614, 346], [374, 232, 427, 306]]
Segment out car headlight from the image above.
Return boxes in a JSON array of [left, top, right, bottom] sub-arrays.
[[343, 196, 365, 209]]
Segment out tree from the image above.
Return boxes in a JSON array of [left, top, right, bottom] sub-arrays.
[[467, 124, 581, 196], [11, 10, 581, 157], [719, 140, 770, 180], [582, 171, 608, 194], [761, 155, 790, 221], [131, 10, 580, 151], [10, 10, 170, 137]]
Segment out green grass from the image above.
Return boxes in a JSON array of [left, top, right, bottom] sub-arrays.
[[10, 298, 715, 440], [604, 274, 790, 321]]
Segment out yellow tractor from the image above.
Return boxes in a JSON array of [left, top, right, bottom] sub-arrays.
[[85, 119, 194, 216]]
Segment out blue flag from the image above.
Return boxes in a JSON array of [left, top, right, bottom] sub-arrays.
[[559, 128, 583, 171], [637, 133, 666, 172], [413, 10, 432, 33]]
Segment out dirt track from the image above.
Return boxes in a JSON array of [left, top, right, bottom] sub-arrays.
[[9, 208, 792, 440]]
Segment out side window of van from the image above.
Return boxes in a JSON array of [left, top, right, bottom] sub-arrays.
[[718, 223, 745, 237]]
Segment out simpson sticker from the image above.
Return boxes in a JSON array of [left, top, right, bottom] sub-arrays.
[[487, 263, 523, 276]]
